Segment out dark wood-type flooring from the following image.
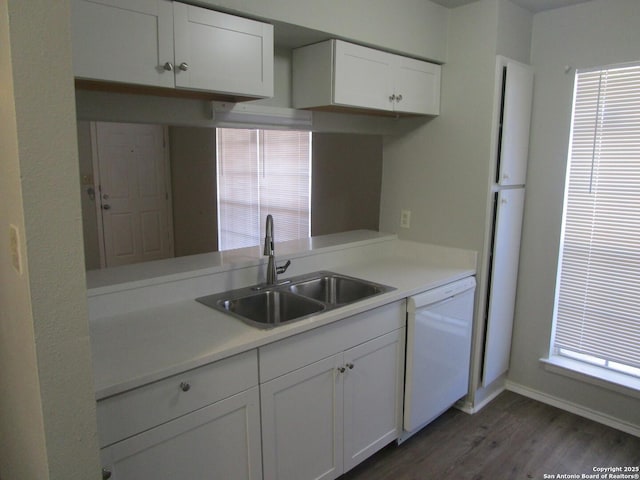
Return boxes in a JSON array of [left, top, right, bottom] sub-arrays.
[[340, 391, 640, 480]]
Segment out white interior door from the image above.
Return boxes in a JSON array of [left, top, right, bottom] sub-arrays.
[[95, 122, 173, 267], [483, 188, 526, 386]]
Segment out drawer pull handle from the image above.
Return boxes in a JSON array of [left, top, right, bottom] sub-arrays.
[[179, 382, 191, 392]]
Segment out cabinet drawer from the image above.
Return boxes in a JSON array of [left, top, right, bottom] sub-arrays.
[[259, 301, 405, 383], [97, 350, 258, 447]]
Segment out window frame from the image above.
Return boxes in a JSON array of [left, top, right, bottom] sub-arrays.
[[545, 61, 640, 396], [215, 127, 312, 252]]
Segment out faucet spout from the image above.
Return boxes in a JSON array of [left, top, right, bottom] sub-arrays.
[[264, 215, 276, 284], [263, 215, 290, 285]]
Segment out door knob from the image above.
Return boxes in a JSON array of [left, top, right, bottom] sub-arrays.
[[102, 204, 111, 210]]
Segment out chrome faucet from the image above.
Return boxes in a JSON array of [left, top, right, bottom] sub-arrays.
[[264, 214, 291, 285]]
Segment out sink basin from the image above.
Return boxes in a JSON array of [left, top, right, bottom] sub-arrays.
[[288, 273, 388, 305], [197, 290, 325, 329], [196, 271, 395, 329]]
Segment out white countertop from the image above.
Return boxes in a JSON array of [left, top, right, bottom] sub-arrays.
[[89, 234, 476, 400]]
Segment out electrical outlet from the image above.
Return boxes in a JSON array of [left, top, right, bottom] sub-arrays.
[[9, 224, 22, 275], [400, 209, 411, 229]]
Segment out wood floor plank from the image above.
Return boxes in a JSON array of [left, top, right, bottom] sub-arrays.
[[340, 391, 640, 480]]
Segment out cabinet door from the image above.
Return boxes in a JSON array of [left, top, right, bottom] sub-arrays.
[[343, 329, 404, 473], [483, 188, 526, 386], [497, 59, 534, 186], [261, 354, 344, 480], [394, 58, 441, 115], [71, 0, 174, 88], [100, 387, 262, 480], [172, 2, 273, 97], [333, 40, 394, 112]]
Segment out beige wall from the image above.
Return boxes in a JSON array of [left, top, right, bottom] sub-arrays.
[[196, 0, 449, 63], [509, 0, 640, 428], [380, 0, 533, 407], [0, 1, 100, 479], [312, 133, 383, 235], [77, 121, 102, 269], [170, 127, 219, 256]]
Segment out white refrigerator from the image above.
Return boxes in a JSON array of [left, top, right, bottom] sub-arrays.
[[481, 56, 534, 387]]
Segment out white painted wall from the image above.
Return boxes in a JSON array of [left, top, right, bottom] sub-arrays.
[[509, 0, 640, 428], [0, 1, 100, 479]]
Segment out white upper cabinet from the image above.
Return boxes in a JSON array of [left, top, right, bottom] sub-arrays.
[[71, 0, 175, 88], [71, 0, 273, 98], [496, 58, 534, 186], [172, 2, 273, 96], [293, 39, 441, 116]]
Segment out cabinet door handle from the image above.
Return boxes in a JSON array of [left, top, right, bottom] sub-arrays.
[[163, 62, 174, 72], [336, 366, 346, 374], [396, 94, 403, 102], [389, 94, 396, 102], [102, 468, 112, 479], [346, 362, 354, 370], [179, 381, 191, 392], [179, 62, 189, 72]]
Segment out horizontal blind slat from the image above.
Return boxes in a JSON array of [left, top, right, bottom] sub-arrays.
[[554, 62, 640, 372]]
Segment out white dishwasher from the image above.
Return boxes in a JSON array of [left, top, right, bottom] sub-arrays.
[[401, 276, 476, 442]]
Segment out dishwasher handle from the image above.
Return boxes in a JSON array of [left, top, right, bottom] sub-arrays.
[[408, 276, 476, 312]]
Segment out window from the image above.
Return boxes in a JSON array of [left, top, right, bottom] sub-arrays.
[[551, 62, 640, 380], [216, 128, 311, 251]]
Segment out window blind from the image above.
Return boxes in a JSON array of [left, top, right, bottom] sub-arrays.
[[216, 128, 311, 251], [553, 62, 640, 375]]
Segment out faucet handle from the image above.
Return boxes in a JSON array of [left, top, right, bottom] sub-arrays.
[[276, 260, 291, 275]]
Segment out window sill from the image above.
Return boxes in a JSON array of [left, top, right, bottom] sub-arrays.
[[540, 355, 640, 400]]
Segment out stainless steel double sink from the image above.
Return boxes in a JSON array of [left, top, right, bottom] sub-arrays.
[[196, 271, 395, 329]]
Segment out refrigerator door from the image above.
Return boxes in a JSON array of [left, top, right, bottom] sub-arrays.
[[482, 188, 526, 386], [496, 60, 533, 186]]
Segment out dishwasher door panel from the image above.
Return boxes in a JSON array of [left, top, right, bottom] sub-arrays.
[[403, 286, 474, 433]]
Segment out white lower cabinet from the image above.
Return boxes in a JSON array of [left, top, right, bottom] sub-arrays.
[[100, 387, 262, 480], [342, 331, 404, 472], [261, 354, 344, 480], [260, 303, 405, 480], [96, 302, 405, 480], [97, 350, 262, 480]]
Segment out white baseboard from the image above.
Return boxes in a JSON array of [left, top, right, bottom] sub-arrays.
[[456, 384, 505, 414], [506, 380, 640, 438]]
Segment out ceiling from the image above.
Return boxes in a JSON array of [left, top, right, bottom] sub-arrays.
[[272, 0, 593, 49], [430, 0, 592, 13]]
